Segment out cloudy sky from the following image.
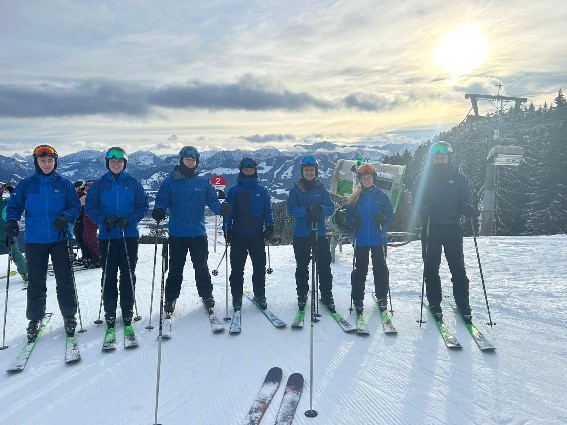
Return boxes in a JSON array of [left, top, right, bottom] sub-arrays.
[[1, 0, 565, 155]]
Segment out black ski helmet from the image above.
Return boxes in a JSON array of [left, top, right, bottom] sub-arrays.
[[179, 145, 200, 167], [105, 146, 128, 171], [33, 144, 58, 173]]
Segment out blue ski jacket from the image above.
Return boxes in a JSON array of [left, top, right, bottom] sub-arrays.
[[85, 171, 149, 239], [225, 175, 274, 238], [416, 164, 471, 225], [154, 166, 222, 237], [345, 187, 393, 247], [6, 172, 80, 244], [288, 179, 335, 237]]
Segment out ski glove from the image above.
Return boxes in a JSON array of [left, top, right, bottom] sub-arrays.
[[4, 220, 19, 237], [307, 205, 322, 222], [53, 215, 69, 231], [104, 216, 119, 232], [462, 204, 476, 217], [373, 214, 387, 226], [224, 230, 233, 244], [263, 226, 274, 241], [219, 202, 231, 216], [117, 217, 129, 229], [152, 208, 166, 222]]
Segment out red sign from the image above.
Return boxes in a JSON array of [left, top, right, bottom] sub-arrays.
[[210, 175, 226, 187]]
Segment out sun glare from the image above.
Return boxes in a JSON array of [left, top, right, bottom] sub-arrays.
[[433, 26, 490, 78]]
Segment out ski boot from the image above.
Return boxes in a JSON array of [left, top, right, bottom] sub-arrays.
[[202, 296, 215, 312], [164, 299, 176, 315], [320, 293, 336, 313], [376, 297, 388, 313], [297, 294, 308, 311], [63, 316, 77, 337], [122, 310, 134, 327], [429, 304, 443, 322], [232, 297, 242, 312], [26, 320, 41, 343], [353, 299, 364, 316], [457, 304, 472, 324], [253, 295, 267, 310]]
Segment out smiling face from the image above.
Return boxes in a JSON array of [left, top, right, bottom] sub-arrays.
[[242, 167, 256, 176], [108, 158, 125, 173], [37, 156, 56, 174], [432, 153, 449, 164], [361, 174, 374, 188], [182, 157, 197, 168], [302, 166, 317, 181]]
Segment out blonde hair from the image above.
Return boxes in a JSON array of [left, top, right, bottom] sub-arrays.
[[347, 185, 363, 205]]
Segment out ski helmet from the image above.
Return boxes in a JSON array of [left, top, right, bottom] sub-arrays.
[[179, 145, 200, 167], [33, 144, 58, 173], [429, 141, 452, 158], [357, 164, 378, 185], [105, 146, 128, 171], [300, 156, 319, 176], [239, 157, 258, 171]]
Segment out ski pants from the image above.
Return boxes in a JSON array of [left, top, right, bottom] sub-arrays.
[[165, 236, 213, 301], [351, 246, 389, 304], [100, 237, 138, 318], [229, 236, 266, 299], [292, 235, 333, 299], [25, 240, 77, 321], [1, 237, 28, 276], [421, 223, 470, 308]]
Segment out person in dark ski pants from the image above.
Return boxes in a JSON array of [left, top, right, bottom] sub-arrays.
[[5, 145, 81, 341], [288, 156, 336, 312], [73, 180, 90, 265], [415, 141, 476, 323], [224, 157, 274, 311], [345, 164, 394, 316], [152, 146, 229, 314], [86, 147, 149, 332], [80, 180, 101, 268], [1, 182, 29, 286]]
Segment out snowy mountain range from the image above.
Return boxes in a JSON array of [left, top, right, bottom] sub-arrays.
[[0, 142, 416, 201]]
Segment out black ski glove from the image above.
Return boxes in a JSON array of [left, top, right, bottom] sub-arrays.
[[462, 204, 476, 217], [152, 208, 166, 222], [263, 226, 274, 241], [5, 220, 19, 237], [104, 216, 119, 232], [53, 215, 69, 231], [219, 202, 231, 216], [117, 217, 129, 229], [373, 214, 387, 226], [307, 205, 322, 223]]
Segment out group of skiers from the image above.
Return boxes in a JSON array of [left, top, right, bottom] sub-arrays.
[[2, 140, 476, 343]]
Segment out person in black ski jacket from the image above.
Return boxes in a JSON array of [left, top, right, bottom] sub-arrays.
[[415, 141, 476, 323], [288, 156, 336, 312], [224, 157, 274, 311], [345, 164, 394, 317], [5, 145, 80, 342]]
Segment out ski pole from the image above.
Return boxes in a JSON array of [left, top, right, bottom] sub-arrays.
[[305, 220, 318, 419], [417, 217, 430, 327], [470, 217, 495, 328], [154, 242, 168, 425], [146, 222, 160, 330], [211, 248, 227, 276], [266, 243, 273, 274], [380, 224, 394, 315], [349, 235, 356, 314], [121, 228, 142, 321], [311, 221, 321, 318], [223, 240, 230, 322], [94, 238, 112, 324], [0, 238, 14, 350], [68, 240, 86, 333]]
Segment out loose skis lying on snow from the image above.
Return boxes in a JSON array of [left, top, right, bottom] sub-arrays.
[[124, 326, 138, 348], [426, 305, 462, 349], [229, 310, 241, 334], [7, 313, 53, 372], [102, 328, 117, 351], [449, 303, 495, 351], [291, 310, 305, 329], [65, 336, 81, 363], [274, 372, 304, 425], [243, 366, 283, 425], [0, 270, 17, 280], [320, 303, 356, 333], [371, 293, 397, 334], [203, 301, 225, 333], [244, 293, 286, 328]]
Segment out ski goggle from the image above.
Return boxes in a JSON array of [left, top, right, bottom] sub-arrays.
[[300, 156, 317, 165], [105, 148, 127, 161], [358, 165, 377, 175], [33, 145, 57, 157], [179, 147, 199, 158], [240, 158, 257, 169], [429, 143, 451, 155]]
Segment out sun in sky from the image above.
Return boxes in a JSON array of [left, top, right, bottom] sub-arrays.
[[433, 25, 490, 78]]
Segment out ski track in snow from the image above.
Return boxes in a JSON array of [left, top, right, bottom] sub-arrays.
[[0, 233, 566, 424]]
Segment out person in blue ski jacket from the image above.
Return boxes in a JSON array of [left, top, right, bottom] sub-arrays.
[[5, 145, 80, 342], [345, 164, 394, 317], [288, 156, 336, 312], [152, 146, 229, 314], [415, 141, 475, 323], [1, 182, 28, 286], [85, 147, 149, 333], [224, 157, 274, 311]]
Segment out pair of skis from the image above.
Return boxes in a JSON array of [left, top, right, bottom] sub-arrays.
[[426, 303, 495, 351], [102, 326, 139, 351], [158, 300, 226, 337], [243, 367, 304, 425], [291, 300, 357, 333], [230, 293, 287, 334], [6, 313, 82, 372]]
